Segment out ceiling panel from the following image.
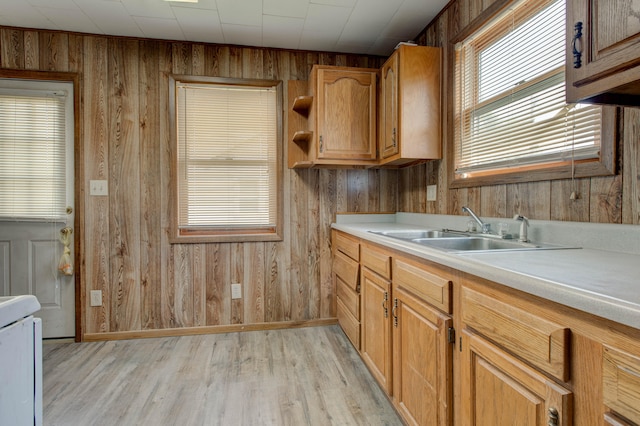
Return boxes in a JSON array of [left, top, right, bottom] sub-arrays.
[[0, 0, 450, 56]]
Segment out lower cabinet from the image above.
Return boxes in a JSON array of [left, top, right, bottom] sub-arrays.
[[393, 285, 452, 426], [361, 267, 393, 393], [460, 329, 572, 425], [332, 230, 640, 426]]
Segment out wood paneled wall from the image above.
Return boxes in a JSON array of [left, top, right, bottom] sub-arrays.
[[0, 27, 397, 338], [400, 0, 640, 225]]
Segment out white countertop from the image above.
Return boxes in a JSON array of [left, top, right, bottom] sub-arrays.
[[332, 214, 640, 330]]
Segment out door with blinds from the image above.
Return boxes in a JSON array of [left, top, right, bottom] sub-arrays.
[[0, 79, 75, 339]]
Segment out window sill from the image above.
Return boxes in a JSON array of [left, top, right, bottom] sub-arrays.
[[170, 228, 283, 244]]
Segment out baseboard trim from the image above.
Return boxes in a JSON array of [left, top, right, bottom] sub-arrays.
[[82, 318, 338, 341]]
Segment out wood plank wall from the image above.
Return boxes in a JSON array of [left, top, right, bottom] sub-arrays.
[[401, 0, 640, 225], [0, 27, 397, 338]]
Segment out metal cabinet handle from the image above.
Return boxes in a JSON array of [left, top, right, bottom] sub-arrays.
[[548, 407, 559, 426], [392, 127, 397, 148], [319, 135, 324, 152], [382, 291, 388, 318], [392, 298, 398, 327], [572, 22, 583, 69]]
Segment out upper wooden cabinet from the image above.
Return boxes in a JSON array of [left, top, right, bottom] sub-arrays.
[[566, 0, 640, 106], [313, 66, 377, 163], [287, 66, 378, 168], [379, 45, 441, 166]]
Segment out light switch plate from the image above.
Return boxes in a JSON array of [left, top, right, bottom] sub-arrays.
[[427, 185, 437, 201], [90, 180, 108, 196]]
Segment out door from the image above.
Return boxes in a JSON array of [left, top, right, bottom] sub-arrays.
[[0, 79, 75, 338], [460, 330, 572, 426], [393, 286, 452, 426], [315, 68, 377, 160], [360, 268, 392, 393], [380, 53, 398, 159]]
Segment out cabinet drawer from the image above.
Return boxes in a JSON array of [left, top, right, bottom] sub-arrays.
[[361, 244, 391, 279], [337, 297, 360, 350], [603, 346, 640, 424], [337, 276, 360, 320], [333, 250, 359, 291], [335, 232, 359, 261], [461, 286, 570, 381], [393, 258, 452, 314]]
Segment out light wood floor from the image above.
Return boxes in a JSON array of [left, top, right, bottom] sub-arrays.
[[43, 325, 403, 426]]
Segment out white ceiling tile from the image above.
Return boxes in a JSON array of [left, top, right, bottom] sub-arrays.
[[263, 0, 309, 18], [217, 0, 262, 26], [310, 0, 356, 7], [121, 0, 176, 19], [262, 15, 304, 49], [368, 37, 399, 56], [299, 30, 339, 52], [34, 6, 103, 34], [134, 16, 185, 40], [74, 0, 144, 37], [349, 0, 403, 27], [303, 3, 351, 33], [167, 0, 218, 10], [339, 17, 385, 44], [173, 6, 224, 43], [334, 41, 372, 54], [0, 3, 59, 30], [28, 0, 78, 8], [0, 0, 450, 56], [221, 23, 262, 47]]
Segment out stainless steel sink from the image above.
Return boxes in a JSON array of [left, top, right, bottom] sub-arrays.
[[371, 230, 463, 239], [411, 237, 568, 252]]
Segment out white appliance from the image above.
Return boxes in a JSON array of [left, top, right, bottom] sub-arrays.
[[0, 295, 42, 426]]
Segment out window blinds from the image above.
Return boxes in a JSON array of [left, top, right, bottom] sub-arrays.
[[454, 0, 602, 176], [0, 89, 68, 220], [176, 82, 278, 230]]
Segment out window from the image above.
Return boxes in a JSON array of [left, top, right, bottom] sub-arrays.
[[170, 75, 283, 243], [0, 79, 74, 221], [452, 0, 616, 187]]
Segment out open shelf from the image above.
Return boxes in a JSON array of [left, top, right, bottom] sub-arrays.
[[292, 96, 313, 114], [292, 130, 313, 144], [290, 160, 314, 168]]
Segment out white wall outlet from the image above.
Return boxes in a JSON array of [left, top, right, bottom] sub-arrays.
[[231, 283, 242, 300], [89, 180, 108, 196], [427, 184, 437, 201], [90, 290, 102, 307]]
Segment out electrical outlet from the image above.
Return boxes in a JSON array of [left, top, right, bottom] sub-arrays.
[[90, 290, 102, 307], [427, 184, 437, 201], [231, 283, 242, 300], [89, 180, 108, 196]]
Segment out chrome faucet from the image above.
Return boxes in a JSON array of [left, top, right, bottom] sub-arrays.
[[462, 206, 491, 233], [513, 214, 529, 242]]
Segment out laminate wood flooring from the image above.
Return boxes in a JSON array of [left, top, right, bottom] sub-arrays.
[[43, 325, 403, 426]]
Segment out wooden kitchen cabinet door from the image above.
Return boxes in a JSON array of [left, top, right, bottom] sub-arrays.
[[360, 268, 392, 393], [378, 45, 441, 166], [392, 286, 452, 426], [566, 0, 640, 105], [460, 330, 572, 426], [314, 66, 377, 161]]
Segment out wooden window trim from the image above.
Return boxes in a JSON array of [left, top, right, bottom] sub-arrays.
[[447, 0, 618, 189], [168, 74, 284, 244]]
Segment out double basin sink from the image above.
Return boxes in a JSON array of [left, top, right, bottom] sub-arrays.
[[370, 229, 573, 253]]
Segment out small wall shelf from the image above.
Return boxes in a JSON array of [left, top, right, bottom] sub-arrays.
[[292, 96, 313, 114], [292, 130, 313, 144]]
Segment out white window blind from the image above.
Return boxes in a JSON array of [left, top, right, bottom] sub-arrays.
[[454, 0, 602, 176], [0, 88, 68, 221], [176, 82, 278, 232]]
